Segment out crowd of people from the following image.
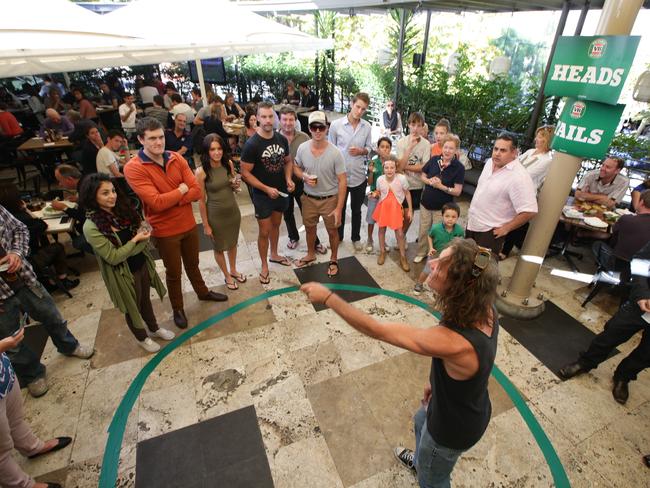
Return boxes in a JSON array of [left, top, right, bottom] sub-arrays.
[[1, 75, 649, 488]]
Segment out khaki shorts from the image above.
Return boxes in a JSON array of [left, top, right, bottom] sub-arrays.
[[301, 194, 339, 229]]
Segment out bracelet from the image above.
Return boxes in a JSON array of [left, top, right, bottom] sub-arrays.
[[323, 291, 335, 307]]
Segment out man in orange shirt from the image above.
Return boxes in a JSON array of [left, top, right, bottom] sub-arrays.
[[124, 117, 226, 329], [0, 103, 23, 138]]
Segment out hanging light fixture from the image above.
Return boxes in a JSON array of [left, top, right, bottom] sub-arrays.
[[633, 70, 650, 102], [447, 51, 461, 75], [489, 56, 512, 77]]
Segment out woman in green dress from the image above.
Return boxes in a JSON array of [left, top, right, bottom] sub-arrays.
[[80, 173, 174, 353], [196, 134, 245, 290]]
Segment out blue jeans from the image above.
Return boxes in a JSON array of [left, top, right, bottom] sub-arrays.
[[414, 407, 465, 488], [0, 282, 78, 384]]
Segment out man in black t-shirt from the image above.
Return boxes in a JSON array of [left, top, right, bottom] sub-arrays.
[[241, 102, 296, 284]]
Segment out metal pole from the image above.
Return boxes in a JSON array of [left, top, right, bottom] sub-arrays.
[[575, 0, 590, 35], [524, 0, 570, 147], [194, 59, 208, 104], [394, 8, 408, 105], [500, 0, 644, 318], [422, 10, 432, 65]]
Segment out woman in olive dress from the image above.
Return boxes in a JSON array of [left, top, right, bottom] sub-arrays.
[[196, 133, 245, 290]]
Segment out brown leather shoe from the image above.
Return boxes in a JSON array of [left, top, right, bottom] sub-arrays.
[[199, 291, 228, 302], [612, 379, 629, 404], [400, 256, 410, 272], [173, 309, 188, 329], [377, 252, 386, 265]]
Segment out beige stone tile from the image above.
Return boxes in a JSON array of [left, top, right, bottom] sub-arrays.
[[232, 321, 288, 365], [19, 372, 87, 477], [288, 340, 344, 386], [137, 382, 198, 442], [141, 344, 194, 393], [268, 288, 317, 321], [348, 466, 419, 488], [280, 311, 335, 352], [271, 436, 344, 488], [333, 333, 392, 374], [245, 354, 304, 406], [531, 372, 631, 445]]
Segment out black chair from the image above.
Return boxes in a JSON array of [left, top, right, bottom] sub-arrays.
[[582, 241, 630, 307]]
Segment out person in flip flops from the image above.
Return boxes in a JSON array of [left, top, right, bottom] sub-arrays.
[[0, 330, 71, 488], [240, 102, 296, 284], [292, 111, 347, 277]]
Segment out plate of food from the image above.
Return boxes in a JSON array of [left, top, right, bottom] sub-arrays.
[[615, 208, 633, 216], [42, 205, 65, 217], [562, 207, 583, 219], [603, 211, 620, 223], [584, 216, 608, 229]]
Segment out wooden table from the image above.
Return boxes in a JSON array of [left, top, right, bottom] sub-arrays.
[[18, 137, 73, 152], [551, 197, 620, 271], [32, 202, 76, 235]]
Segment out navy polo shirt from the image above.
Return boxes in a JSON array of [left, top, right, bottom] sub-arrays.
[[421, 156, 465, 210], [164, 129, 192, 153]]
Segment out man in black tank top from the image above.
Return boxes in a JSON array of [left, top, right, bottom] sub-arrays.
[[301, 238, 498, 487]]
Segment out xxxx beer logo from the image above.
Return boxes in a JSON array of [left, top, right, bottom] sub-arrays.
[[588, 38, 607, 59], [570, 101, 586, 119]]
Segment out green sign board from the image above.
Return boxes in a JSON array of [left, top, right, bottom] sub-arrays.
[[551, 98, 624, 159], [544, 35, 640, 105]]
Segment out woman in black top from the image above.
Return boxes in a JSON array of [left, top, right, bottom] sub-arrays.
[[301, 238, 498, 487]]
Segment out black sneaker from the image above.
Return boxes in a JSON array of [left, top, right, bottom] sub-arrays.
[[393, 446, 416, 473]]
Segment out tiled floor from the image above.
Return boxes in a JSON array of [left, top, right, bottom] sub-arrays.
[[16, 192, 649, 487]]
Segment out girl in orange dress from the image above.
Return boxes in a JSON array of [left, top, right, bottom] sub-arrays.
[[372, 159, 412, 272]]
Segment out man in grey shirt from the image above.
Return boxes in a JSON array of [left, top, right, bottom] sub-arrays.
[[294, 111, 347, 277], [328, 92, 373, 250], [575, 156, 630, 209]]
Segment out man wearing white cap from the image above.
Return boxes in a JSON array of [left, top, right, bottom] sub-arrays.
[[293, 112, 347, 277]]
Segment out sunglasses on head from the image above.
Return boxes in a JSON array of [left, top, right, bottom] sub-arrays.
[[309, 124, 326, 132], [471, 246, 492, 277]]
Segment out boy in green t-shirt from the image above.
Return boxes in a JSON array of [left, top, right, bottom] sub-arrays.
[[413, 202, 465, 294]]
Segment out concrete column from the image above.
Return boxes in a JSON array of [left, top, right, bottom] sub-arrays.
[[497, 0, 643, 319], [194, 59, 208, 104]]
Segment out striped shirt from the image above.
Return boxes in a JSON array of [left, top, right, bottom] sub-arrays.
[[0, 205, 38, 300]]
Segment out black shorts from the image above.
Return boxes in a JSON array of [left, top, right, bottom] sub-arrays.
[[402, 189, 422, 210], [252, 190, 290, 220]]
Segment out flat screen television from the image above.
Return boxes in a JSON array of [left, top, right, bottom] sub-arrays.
[[188, 58, 227, 84]]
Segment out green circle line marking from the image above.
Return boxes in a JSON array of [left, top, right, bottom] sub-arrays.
[[99, 284, 570, 487]]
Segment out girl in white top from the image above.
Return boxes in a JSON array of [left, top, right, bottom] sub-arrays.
[[518, 125, 555, 191], [372, 159, 412, 272]]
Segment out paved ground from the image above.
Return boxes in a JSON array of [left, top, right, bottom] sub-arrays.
[[18, 191, 650, 487]]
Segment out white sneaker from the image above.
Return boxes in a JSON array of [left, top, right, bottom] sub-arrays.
[[139, 338, 161, 353], [353, 241, 364, 252], [365, 240, 374, 252], [152, 328, 175, 341], [70, 344, 94, 359], [413, 255, 425, 263]]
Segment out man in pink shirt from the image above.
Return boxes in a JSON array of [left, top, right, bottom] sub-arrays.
[[466, 133, 538, 254]]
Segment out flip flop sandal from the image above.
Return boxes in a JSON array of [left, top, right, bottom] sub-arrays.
[[315, 243, 328, 255], [259, 272, 270, 284], [295, 257, 317, 268], [327, 261, 339, 278], [287, 239, 299, 250], [224, 279, 239, 290], [230, 272, 247, 283], [269, 257, 293, 266]]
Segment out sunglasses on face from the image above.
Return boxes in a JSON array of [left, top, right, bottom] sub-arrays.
[[310, 124, 326, 132], [471, 246, 492, 277]]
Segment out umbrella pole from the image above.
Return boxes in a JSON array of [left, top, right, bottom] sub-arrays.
[[194, 59, 208, 104]]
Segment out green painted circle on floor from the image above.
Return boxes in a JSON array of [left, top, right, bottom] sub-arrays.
[[98, 284, 570, 487]]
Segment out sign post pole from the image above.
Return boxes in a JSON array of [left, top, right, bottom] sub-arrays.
[[497, 0, 643, 319]]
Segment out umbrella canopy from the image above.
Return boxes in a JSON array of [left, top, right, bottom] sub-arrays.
[[0, 0, 332, 78]]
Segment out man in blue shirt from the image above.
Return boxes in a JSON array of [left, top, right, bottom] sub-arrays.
[[328, 92, 373, 250]]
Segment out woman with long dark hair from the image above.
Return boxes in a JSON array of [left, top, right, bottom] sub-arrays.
[[301, 238, 499, 487], [196, 134, 244, 290], [80, 174, 174, 352]]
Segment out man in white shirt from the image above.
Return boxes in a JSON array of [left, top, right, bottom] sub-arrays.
[[396, 112, 431, 261], [466, 133, 538, 254], [96, 129, 125, 178], [575, 157, 629, 210], [139, 80, 159, 106], [328, 92, 373, 250], [169, 94, 195, 125], [118, 92, 137, 140]]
